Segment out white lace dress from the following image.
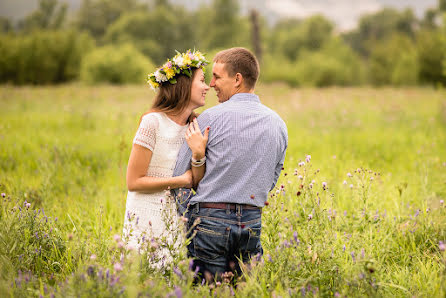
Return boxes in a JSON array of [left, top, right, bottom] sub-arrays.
[[123, 112, 187, 251]]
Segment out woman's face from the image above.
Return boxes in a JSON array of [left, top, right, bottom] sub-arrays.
[[189, 68, 210, 109]]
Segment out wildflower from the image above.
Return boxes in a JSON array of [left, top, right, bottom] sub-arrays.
[[293, 231, 298, 243], [440, 200, 444, 206], [267, 254, 273, 262], [113, 262, 123, 272], [173, 267, 183, 279], [1, 193, 5, 198], [298, 175, 303, 180], [309, 183, 313, 189], [370, 177, 374, 181], [343, 180, 347, 185], [344, 210, 347, 216], [113, 234, 121, 242], [25, 202, 31, 209], [414, 209, 420, 217], [350, 251, 356, 262], [298, 161, 305, 167], [349, 184, 353, 189], [439, 241, 445, 251], [117, 241, 125, 249], [308, 214, 313, 220], [347, 172, 352, 177], [305, 155, 311, 163], [322, 182, 327, 190], [154, 69, 168, 82], [68, 233, 73, 240], [90, 254, 97, 261], [343, 244, 346, 252], [426, 208, 430, 213]]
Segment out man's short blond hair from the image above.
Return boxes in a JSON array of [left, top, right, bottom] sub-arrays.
[[213, 47, 260, 90]]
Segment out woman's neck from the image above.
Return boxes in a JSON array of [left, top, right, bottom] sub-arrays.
[[165, 108, 193, 126]]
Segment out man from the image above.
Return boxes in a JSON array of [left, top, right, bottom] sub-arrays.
[[172, 47, 288, 281]]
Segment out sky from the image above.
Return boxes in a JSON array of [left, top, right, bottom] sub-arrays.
[[0, 0, 439, 31]]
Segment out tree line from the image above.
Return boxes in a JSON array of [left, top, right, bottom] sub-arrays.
[[0, 0, 445, 86]]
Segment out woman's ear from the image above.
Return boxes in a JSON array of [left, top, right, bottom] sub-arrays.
[[234, 73, 243, 88]]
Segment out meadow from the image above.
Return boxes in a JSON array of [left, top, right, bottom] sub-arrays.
[[0, 84, 445, 297]]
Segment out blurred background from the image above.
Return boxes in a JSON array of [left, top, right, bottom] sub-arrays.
[[0, 0, 445, 87]]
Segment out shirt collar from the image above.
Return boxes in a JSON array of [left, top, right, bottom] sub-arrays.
[[228, 93, 260, 103]]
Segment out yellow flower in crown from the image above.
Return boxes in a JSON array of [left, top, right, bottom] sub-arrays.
[[147, 49, 209, 90]]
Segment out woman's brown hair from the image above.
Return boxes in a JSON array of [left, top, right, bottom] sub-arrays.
[[139, 69, 198, 123]]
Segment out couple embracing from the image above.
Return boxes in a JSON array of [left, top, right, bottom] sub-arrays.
[[124, 47, 288, 281]]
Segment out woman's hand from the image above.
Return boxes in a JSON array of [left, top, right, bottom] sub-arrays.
[[179, 170, 193, 188], [186, 118, 209, 160]]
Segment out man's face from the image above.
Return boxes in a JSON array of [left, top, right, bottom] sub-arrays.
[[209, 62, 235, 103]]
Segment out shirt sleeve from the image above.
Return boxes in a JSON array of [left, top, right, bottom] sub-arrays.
[[133, 114, 158, 151], [172, 111, 212, 177], [271, 121, 288, 191]]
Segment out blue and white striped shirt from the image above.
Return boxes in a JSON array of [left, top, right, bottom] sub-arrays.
[[172, 93, 288, 208]]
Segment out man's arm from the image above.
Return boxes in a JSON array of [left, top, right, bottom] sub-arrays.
[[270, 123, 288, 191]]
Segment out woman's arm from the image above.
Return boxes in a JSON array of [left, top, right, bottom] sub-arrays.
[[185, 118, 209, 189], [126, 144, 192, 193]]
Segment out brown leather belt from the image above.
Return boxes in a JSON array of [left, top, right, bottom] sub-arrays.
[[199, 202, 261, 210]]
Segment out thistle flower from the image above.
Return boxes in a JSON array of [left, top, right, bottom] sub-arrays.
[[308, 214, 313, 220], [298, 175, 303, 180], [440, 200, 444, 206], [305, 155, 311, 163], [347, 172, 352, 177], [90, 254, 97, 261], [439, 241, 445, 251], [113, 262, 123, 272], [343, 180, 347, 185], [1, 193, 5, 198], [298, 161, 305, 167], [113, 234, 121, 242]]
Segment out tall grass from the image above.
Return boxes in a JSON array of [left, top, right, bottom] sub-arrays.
[[0, 84, 445, 296]]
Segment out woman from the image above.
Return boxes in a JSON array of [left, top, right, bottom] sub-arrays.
[[123, 50, 209, 253]]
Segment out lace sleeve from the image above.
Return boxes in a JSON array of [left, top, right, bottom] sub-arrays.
[[133, 114, 159, 151]]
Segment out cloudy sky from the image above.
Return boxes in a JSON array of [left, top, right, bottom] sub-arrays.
[[263, 0, 438, 30], [0, 0, 439, 31]]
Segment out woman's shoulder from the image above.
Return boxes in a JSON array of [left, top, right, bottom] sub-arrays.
[[139, 112, 162, 128]]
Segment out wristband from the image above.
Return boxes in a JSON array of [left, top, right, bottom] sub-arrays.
[[191, 156, 206, 167]]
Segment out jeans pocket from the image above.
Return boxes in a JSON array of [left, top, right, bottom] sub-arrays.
[[193, 222, 229, 262], [246, 226, 262, 255]]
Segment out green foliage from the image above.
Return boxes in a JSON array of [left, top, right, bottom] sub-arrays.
[[343, 8, 417, 57], [0, 197, 67, 279], [0, 30, 94, 85], [80, 43, 154, 84], [263, 38, 364, 87], [369, 34, 418, 86], [75, 0, 145, 40], [104, 7, 195, 65], [416, 29, 446, 86], [18, 0, 67, 31], [270, 15, 334, 61]]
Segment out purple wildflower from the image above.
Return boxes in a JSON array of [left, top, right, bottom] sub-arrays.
[[350, 251, 355, 262], [440, 241, 445, 251], [174, 287, 183, 298], [1, 193, 5, 198]]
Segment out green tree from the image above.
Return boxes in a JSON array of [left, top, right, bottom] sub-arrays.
[[75, 0, 145, 40], [343, 8, 417, 57], [18, 0, 67, 31], [0, 17, 12, 32], [195, 0, 250, 51], [416, 29, 446, 85], [270, 15, 333, 61], [104, 7, 195, 64], [369, 34, 418, 86]]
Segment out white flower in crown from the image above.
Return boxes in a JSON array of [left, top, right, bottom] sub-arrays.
[[154, 69, 168, 83], [173, 55, 185, 67]]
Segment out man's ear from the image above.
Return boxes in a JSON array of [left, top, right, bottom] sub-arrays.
[[234, 73, 243, 88]]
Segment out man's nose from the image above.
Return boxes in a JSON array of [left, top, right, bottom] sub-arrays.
[[209, 78, 215, 87]]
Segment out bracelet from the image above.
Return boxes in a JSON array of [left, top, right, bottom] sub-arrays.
[[191, 156, 206, 167]]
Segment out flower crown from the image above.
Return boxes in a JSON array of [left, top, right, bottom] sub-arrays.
[[147, 50, 209, 90]]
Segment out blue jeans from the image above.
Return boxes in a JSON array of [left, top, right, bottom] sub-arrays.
[[186, 204, 263, 280]]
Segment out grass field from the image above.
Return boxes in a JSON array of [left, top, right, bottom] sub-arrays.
[[0, 84, 445, 297]]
